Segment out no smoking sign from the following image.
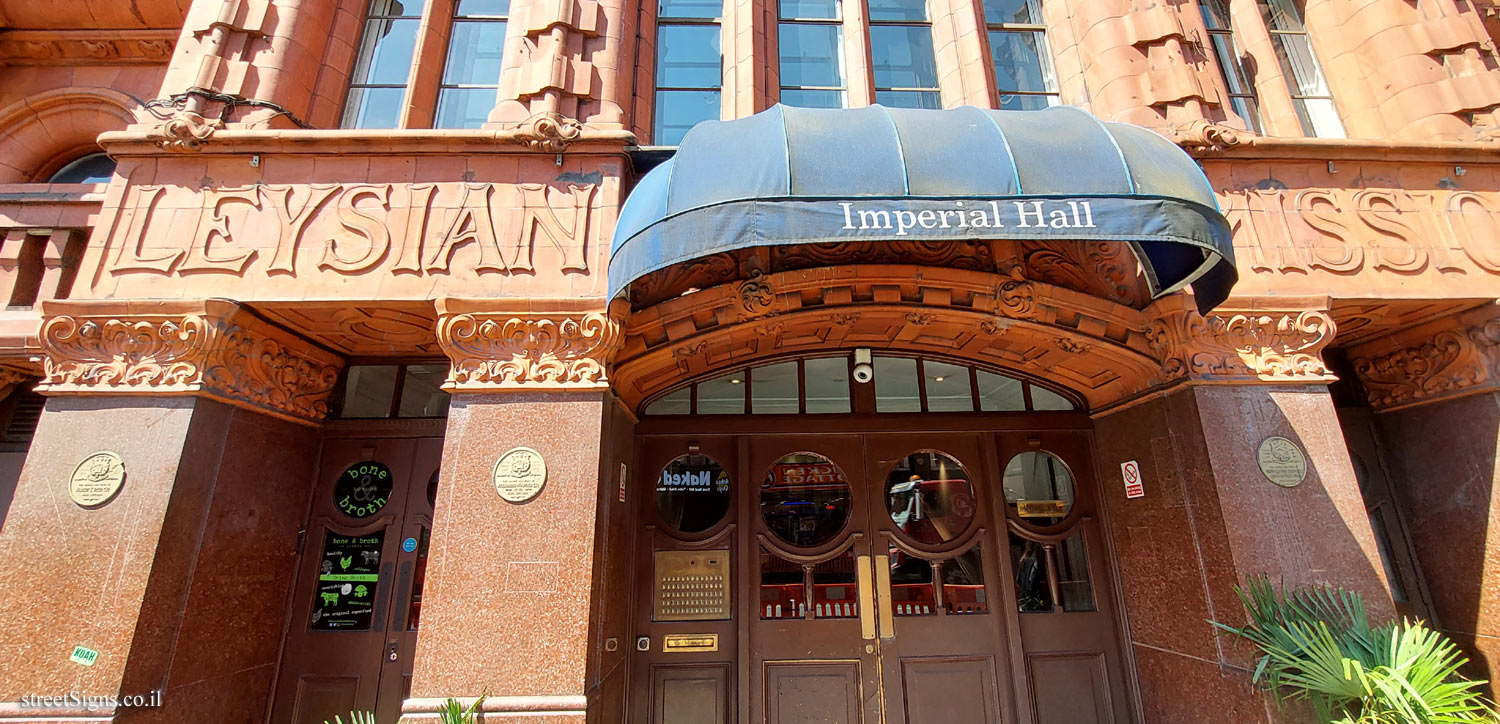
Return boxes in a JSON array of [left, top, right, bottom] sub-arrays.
[[1121, 460, 1145, 499]]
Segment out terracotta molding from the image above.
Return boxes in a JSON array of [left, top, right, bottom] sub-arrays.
[[1168, 119, 1247, 154], [1144, 296, 1338, 384], [0, 29, 176, 66], [96, 126, 637, 156], [35, 299, 344, 425], [1177, 133, 1500, 162], [1348, 303, 1500, 412], [434, 298, 621, 394]]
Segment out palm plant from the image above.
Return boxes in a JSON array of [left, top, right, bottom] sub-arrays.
[[323, 713, 376, 724], [1213, 575, 1497, 723], [437, 695, 486, 724]]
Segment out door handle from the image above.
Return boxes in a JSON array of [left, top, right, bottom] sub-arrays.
[[856, 554, 876, 640], [874, 554, 895, 640]]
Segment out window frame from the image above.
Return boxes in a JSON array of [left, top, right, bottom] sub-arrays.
[[340, 0, 426, 129], [433, 0, 510, 129], [776, 0, 849, 108], [651, 0, 726, 145], [866, 0, 942, 109], [980, 0, 1059, 110], [1199, 0, 1262, 133], [1256, 0, 1344, 138]]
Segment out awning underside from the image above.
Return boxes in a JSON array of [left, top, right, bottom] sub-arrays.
[[610, 104, 1237, 313]]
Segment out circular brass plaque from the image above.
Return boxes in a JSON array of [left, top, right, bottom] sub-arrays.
[[1257, 436, 1307, 488], [70, 451, 126, 508], [493, 447, 547, 503]]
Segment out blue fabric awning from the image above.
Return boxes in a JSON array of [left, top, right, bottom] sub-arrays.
[[609, 104, 1236, 313]]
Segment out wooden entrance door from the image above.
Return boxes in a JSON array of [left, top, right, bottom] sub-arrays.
[[271, 436, 443, 724]]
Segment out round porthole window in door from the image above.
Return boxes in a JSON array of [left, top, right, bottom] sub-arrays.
[[885, 451, 976, 544], [335, 460, 393, 519], [1002, 451, 1075, 526], [655, 454, 732, 534], [761, 452, 852, 548]]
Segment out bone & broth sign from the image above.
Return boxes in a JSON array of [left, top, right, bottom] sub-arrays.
[[310, 530, 384, 630], [335, 461, 392, 518]]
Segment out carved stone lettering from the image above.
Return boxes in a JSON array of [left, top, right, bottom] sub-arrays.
[[319, 184, 392, 273], [180, 187, 260, 274]]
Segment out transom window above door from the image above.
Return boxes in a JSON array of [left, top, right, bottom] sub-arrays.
[[641, 354, 1079, 415]]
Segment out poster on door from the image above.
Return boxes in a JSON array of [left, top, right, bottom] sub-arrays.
[[310, 530, 384, 631]]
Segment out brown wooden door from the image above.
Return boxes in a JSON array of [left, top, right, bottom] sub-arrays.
[[272, 437, 443, 724], [1339, 409, 1434, 622]]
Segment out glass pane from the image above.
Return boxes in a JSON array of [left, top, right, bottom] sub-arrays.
[[760, 547, 804, 619], [812, 550, 858, 618], [942, 544, 988, 614], [752, 361, 799, 413], [405, 526, 431, 630], [341, 365, 398, 417], [998, 92, 1054, 111], [923, 361, 972, 412], [435, 87, 498, 128], [1258, 0, 1306, 32], [1296, 97, 1345, 138], [983, 0, 1037, 24], [976, 370, 1025, 411], [644, 386, 692, 415], [1199, 0, 1229, 28], [886, 451, 977, 544], [654, 89, 720, 145], [868, 0, 928, 21], [696, 369, 745, 414], [873, 356, 920, 412], [1271, 32, 1329, 97], [456, 0, 509, 15], [311, 530, 385, 630], [780, 88, 845, 108], [1230, 94, 1262, 134], [658, 24, 723, 87], [442, 19, 506, 86], [47, 154, 116, 184], [876, 89, 941, 109], [343, 86, 407, 129], [804, 356, 851, 413], [656, 453, 733, 533], [871, 25, 938, 88], [780, 0, 838, 19], [779, 23, 844, 88], [369, 0, 424, 17], [761, 453, 852, 547], [1058, 532, 1094, 611], [661, 0, 722, 19], [398, 364, 450, 417], [1009, 531, 1050, 612], [889, 545, 935, 615], [988, 29, 1051, 94], [1030, 384, 1074, 410], [1002, 451, 1075, 525], [351, 17, 420, 86]]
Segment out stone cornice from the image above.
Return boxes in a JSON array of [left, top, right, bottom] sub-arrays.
[[434, 298, 621, 393], [1176, 131, 1500, 162], [35, 299, 343, 424], [1348, 303, 1500, 411], [0, 29, 176, 66], [98, 124, 637, 157], [1144, 296, 1338, 384]]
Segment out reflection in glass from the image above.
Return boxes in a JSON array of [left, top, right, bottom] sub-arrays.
[[48, 154, 117, 184], [399, 364, 450, 417], [760, 547, 804, 619], [1199, 0, 1261, 132], [982, 0, 1037, 23], [342, 0, 424, 128], [1030, 385, 1074, 410], [780, 88, 845, 108], [761, 453, 852, 547], [752, 361, 799, 413], [813, 550, 858, 618], [889, 545, 935, 615], [1058, 532, 1094, 611], [874, 356, 920, 412], [341, 365, 399, 417], [804, 356, 851, 413], [697, 370, 745, 414], [779, 24, 844, 87], [435, 14, 507, 129], [942, 544, 988, 614], [1009, 531, 1050, 612], [868, 0, 927, 21], [781, 0, 838, 18], [1257, 0, 1344, 138], [886, 451, 976, 544], [871, 26, 938, 89], [655, 89, 721, 145], [976, 370, 1025, 411], [924, 360, 973, 412], [1002, 451, 1075, 525], [661, 0, 722, 19], [656, 454, 732, 533], [644, 386, 692, 415], [658, 25, 724, 86]]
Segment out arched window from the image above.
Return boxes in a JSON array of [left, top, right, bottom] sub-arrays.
[[47, 153, 116, 184]]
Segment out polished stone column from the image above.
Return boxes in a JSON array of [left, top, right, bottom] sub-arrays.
[[0, 299, 342, 723], [1092, 297, 1395, 723], [404, 298, 623, 722]]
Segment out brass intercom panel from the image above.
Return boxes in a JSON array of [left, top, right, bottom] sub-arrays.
[[653, 549, 731, 621]]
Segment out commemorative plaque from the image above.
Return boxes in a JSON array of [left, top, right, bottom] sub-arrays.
[[493, 447, 547, 503], [1257, 436, 1308, 488], [69, 452, 125, 508]]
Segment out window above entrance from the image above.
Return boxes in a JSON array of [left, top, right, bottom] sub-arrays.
[[641, 354, 1077, 415], [335, 363, 450, 418]]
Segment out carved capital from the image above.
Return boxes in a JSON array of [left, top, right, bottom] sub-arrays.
[[1349, 304, 1500, 411], [435, 298, 621, 393], [153, 111, 218, 152], [36, 300, 343, 424], [506, 112, 585, 152], [1145, 297, 1337, 383], [1169, 119, 1247, 154]]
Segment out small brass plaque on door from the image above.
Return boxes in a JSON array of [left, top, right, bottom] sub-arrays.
[[653, 550, 731, 621], [663, 633, 719, 653], [1017, 500, 1067, 518]]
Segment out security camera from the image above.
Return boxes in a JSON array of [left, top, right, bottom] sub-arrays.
[[853, 363, 874, 384]]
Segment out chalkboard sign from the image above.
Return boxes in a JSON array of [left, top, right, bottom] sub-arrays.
[[310, 530, 384, 631], [335, 461, 392, 519]]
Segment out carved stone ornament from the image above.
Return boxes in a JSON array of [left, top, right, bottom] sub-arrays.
[[153, 111, 218, 153], [508, 112, 585, 152], [1169, 119, 1246, 154], [1349, 306, 1500, 411], [1146, 298, 1337, 382], [435, 299, 622, 392], [36, 300, 343, 424]]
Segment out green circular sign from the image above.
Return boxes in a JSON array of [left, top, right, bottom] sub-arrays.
[[335, 461, 392, 518]]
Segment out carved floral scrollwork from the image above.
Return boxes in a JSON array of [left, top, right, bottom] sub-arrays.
[[738, 269, 775, 320], [436, 309, 622, 392], [996, 269, 1037, 320], [36, 303, 342, 423], [154, 111, 218, 153], [1169, 119, 1247, 154], [1350, 315, 1500, 410], [1147, 306, 1336, 382], [510, 112, 585, 152]]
